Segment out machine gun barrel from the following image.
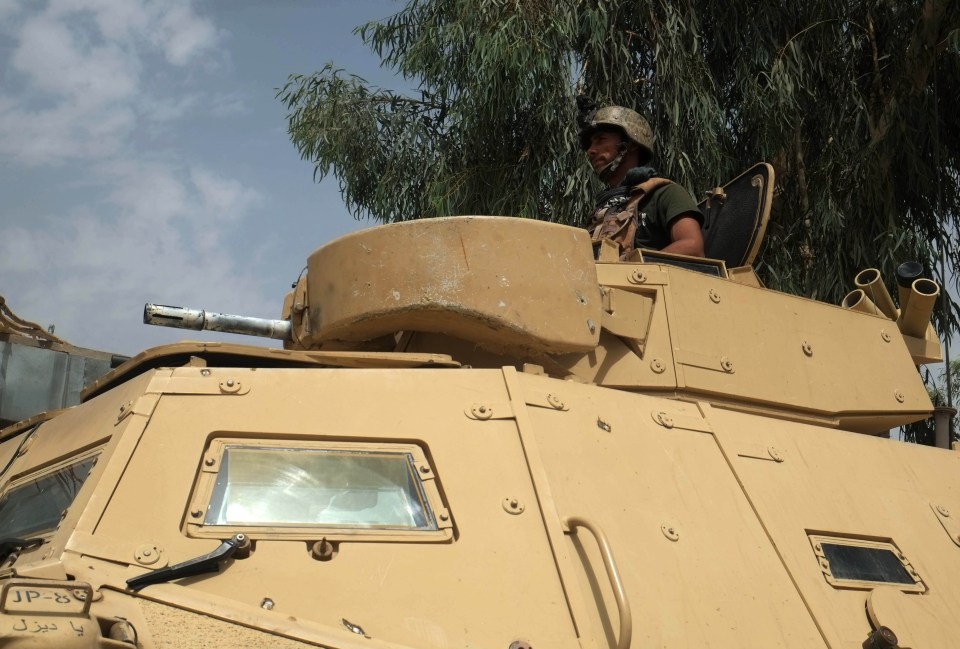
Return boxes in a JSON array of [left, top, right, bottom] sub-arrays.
[[143, 304, 291, 341]]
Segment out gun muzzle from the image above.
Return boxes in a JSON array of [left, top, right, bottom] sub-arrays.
[[841, 289, 882, 316], [853, 268, 897, 320], [895, 261, 924, 312], [897, 278, 939, 338], [143, 304, 292, 341]]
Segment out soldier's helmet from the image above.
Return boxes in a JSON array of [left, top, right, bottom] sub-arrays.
[[579, 105, 654, 165]]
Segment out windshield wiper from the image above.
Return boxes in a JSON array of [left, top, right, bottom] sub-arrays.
[[126, 534, 249, 592], [0, 537, 44, 563]]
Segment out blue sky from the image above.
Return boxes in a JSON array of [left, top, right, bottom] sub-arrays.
[[0, 0, 402, 355]]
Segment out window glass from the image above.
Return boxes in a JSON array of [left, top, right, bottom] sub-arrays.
[[0, 454, 98, 538], [205, 447, 436, 530], [821, 543, 914, 584]]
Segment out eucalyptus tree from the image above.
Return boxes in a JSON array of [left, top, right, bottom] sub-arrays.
[[279, 0, 960, 328]]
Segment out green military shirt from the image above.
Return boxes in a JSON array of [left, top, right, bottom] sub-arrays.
[[634, 183, 702, 251]]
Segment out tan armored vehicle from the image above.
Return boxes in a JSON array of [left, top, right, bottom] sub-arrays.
[[0, 180, 954, 648]]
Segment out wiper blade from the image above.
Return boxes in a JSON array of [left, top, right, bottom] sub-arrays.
[[0, 537, 43, 562], [126, 534, 249, 592]]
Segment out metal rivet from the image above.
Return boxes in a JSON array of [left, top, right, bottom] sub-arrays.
[[587, 319, 596, 334], [261, 598, 274, 610], [439, 512, 449, 521], [190, 509, 203, 518], [881, 330, 892, 342], [720, 357, 734, 373], [895, 390, 905, 403], [709, 289, 721, 303], [470, 404, 493, 420], [503, 498, 525, 515], [650, 358, 666, 374], [597, 418, 612, 432], [135, 543, 162, 566], [204, 457, 215, 467], [509, 641, 533, 649], [226, 379, 235, 387], [802, 341, 813, 356], [630, 269, 646, 284], [661, 524, 679, 541], [201, 368, 211, 376], [419, 465, 430, 474]]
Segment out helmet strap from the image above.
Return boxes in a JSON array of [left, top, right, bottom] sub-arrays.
[[596, 141, 629, 183]]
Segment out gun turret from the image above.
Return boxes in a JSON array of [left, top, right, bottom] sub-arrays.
[[143, 304, 291, 341]]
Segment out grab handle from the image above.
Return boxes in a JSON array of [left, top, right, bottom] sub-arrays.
[[565, 516, 632, 649]]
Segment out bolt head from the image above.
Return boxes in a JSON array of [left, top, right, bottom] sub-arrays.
[[190, 509, 203, 518]]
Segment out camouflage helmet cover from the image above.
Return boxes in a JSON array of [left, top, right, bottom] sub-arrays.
[[579, 105, 654, 163]]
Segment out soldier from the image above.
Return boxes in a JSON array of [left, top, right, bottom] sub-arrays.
[[579, 102, 704, 259]]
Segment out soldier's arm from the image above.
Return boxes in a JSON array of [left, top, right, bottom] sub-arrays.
[[663, 214, 705, 257]]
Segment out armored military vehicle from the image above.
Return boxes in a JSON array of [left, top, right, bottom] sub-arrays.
[[0, 170, 954, 648]]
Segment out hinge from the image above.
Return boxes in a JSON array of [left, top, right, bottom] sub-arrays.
[[523, 390, 569, 411], [931, 503, 960, 547], [676, 349, 736, 374], [115, 395, 160, 425], [735, 444, 785, 463], [600, 288, 655, 355], [650, 408, 713, 433], [147, 371, 251, 396], [465, 402, 515, 420]]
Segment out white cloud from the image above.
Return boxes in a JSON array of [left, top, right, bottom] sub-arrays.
[[0, 0, 225, 166], [0, 1, 268, 355], [0, 161, 269, 354], [154, 3, 220, 66]]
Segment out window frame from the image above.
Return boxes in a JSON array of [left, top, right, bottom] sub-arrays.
[[808, 533, 925, 593], [185, 438, 453, 542], [0, 446, 103, 541]]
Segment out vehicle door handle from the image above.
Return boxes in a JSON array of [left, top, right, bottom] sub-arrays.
[[564, 516, 632, 649]]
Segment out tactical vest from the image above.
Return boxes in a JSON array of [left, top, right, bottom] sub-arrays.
[[587, 177, 673, 260]]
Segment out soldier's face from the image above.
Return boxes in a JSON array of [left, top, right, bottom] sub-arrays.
[[586, 130, 624, 173]]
